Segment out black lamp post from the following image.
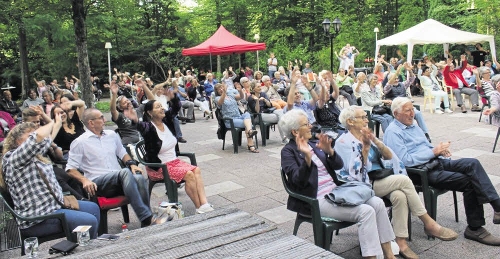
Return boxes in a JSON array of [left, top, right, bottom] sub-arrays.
[[322, 18, 342, 72]]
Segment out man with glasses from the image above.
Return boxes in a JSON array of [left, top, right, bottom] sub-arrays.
[[385, 97, 500, 246], [21, 106, 87, 200], [285, 73, 319, 124], [383, 63, 432, 142], [66, 108, 154, 227]]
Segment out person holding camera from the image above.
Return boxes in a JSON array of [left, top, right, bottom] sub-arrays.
[[222, 67, 237, 89]]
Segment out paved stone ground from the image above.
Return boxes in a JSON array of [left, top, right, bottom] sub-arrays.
[[4, 96, 500, 258]]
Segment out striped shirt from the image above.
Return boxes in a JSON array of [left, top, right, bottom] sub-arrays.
[[311, 147, 337, 199]]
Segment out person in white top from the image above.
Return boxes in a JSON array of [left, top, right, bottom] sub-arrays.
[[267, 53, 278, 78]]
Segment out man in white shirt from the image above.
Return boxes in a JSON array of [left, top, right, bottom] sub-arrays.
[[66, 108, 153, 227]]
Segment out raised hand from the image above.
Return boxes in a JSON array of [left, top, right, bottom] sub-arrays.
[[54, 110, 63, 126], [296, 135, 310, 156], [360, 128, 375, 146], [110, 81, 118, 95], [134, 79, 144, 88], [29, 105, 44, 116], [315, 133, 333, 155]]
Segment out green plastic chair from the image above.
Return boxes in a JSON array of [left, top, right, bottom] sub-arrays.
[[135, 140, 197, 203], [251, 113, 277, 146], [406, 167, 459, 239], [0, 191, 74, 255], [280, 169, 355, 250]]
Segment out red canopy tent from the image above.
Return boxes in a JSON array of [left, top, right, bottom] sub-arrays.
[[182, 25, 266, 56]]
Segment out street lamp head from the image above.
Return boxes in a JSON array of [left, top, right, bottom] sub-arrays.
[[322, 18, 331, 34], [332, 18, 342, 34], [105, 42, 112, 49], [254, 34, 260, 41], [374, 27, 379, 33]]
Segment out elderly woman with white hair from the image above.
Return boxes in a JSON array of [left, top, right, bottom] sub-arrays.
[[360, 74, 393, 132], [280, 108, 397, 259], [203, 73, 218, 97], [474, 66, 496, 105], [483, 75, 500, 125], [335, 105, 458, 259]]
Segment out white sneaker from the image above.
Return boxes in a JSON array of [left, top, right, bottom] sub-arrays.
[[435, 109, 444, 114], [445, 108, 453, 113], [196, 203, 214, 214]]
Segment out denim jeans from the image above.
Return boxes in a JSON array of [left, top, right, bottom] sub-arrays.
[[173, 116, 183, 138], [93, 169, 151, 222], [429, 158, 500, 228], [21, 201, 100, 239], [413, 108, 429, 133], [370, 113, 393, 132]]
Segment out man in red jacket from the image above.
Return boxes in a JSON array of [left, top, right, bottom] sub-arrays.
[[443, 54, 481, 113]]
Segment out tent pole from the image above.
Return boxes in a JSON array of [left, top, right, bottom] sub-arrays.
[[210, 53, 213, 72]]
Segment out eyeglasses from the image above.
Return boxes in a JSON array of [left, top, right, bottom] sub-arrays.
[[91, 115, 104, 121], [353, 116, 368, 120], [294, 92, 303, 96], [299, 122, 312, 128]]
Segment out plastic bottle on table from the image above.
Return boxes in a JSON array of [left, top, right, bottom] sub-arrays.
[[121, 223, 129, 233]]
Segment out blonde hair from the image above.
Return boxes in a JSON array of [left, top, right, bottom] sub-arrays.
[[0, 123, 50, 189]]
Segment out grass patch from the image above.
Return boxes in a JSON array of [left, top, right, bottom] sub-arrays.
[[95, 101, 110, 113]]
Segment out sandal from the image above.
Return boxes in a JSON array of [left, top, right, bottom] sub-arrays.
[[247, 145, 259, 153], [246, 129, 258, 138]]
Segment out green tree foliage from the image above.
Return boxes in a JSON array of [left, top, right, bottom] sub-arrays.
[[0, 0, 499, 100]]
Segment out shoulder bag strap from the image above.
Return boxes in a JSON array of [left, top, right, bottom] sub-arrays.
[[36, 163, 66, 208]]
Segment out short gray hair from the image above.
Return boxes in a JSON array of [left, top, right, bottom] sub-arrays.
[[391, 97, 412, 114], [82, 108, 99, 127], [366, 74, 378, 85], [279, 109, 308, 139], [339, 106, 364, 128], [478, 66, 490, 78], [240, 77, 249, 84], [491, 74, 500, 88], [262, 75, 271, 82]]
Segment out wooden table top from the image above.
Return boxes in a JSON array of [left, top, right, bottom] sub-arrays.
[[34, 207, 342, 259]]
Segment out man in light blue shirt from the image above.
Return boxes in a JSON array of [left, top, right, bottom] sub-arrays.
[[284, 73, 318, 124], [384, 97, 500, 246]]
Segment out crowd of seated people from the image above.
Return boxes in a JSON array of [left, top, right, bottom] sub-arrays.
[[1, 45, 500, 256]]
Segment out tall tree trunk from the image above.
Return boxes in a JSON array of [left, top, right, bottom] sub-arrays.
[[72, 0, 93, 108], [18, 19, 30, 99]]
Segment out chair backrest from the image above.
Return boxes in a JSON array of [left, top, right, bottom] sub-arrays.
[[215, 109, 227, 139], [0, 191, 23, 251], [134, 140, 147, 163], [280, 168, 293, 196], [0, 190, 15, 214]]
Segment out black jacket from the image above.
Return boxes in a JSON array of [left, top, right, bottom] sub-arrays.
[[281, 139, 343, 215]]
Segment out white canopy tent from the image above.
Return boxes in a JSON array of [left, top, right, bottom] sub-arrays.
[[375, 19, 496, 64]]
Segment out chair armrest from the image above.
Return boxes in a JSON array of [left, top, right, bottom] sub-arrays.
[[223, 117, 236, 128], [406, 167, 432, 207], [178, 152, 197, 166]]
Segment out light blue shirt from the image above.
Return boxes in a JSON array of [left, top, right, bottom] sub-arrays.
[[284, 101, 316, 123], [66, 130, 128, 181], [383, 119, 435, 167]]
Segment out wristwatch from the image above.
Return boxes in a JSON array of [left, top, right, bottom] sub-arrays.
[[125, 160, 138, 168]]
